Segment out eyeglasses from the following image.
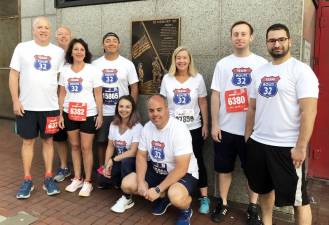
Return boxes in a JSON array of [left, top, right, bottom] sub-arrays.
[[266, 37, 289, 44]]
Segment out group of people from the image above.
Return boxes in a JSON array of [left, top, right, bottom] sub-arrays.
[[8, 16, 318, 225]]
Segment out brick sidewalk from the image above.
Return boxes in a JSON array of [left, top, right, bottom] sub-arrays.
[[0, 119, 326, 225]]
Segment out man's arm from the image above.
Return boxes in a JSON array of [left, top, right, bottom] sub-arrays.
[[130, 83, 139, 103], [136, 150, 148, 196], [291, 98, 318, 168], [211, 90, 221, 142], [146, 153, 191, 201], [244, 98, 256, 142], [9, 69, 24, 116]]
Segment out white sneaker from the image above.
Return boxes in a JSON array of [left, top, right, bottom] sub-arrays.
[[65, 178, 83, 192], [78, 181, 93, 197], [111, 195, 135, 213]]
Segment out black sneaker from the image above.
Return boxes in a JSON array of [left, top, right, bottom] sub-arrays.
[[210, 197, 229, 223], [247, 203, 263, 225]]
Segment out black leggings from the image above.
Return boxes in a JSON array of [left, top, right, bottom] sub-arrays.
[[190, 127, 208, 189]]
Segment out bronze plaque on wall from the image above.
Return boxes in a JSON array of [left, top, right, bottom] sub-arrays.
[[132, 18, 181, 94]]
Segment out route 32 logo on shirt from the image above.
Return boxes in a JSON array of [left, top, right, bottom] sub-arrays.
[[114, 140, 127, 155], [173, 88, 191, 105], [102, 69, 118, 84], [231, 68, 252, 87], [150, 140, 165, 161], [67, 78, 83, 93], [258, 76, 280, 98], [34, 55, 51, 71]]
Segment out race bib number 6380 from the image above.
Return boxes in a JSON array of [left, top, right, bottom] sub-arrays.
[[224, 88, 248, 113]]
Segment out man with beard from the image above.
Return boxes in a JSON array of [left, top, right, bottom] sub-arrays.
[[244, 23, 318, 225]]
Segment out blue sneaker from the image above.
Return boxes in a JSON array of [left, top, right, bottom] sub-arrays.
[[199, 196, 210, 214], [54, 167, 71, 182], [176, 207, 193, 225], [152, 197, 171, 215], [43, 177, 60, 196], [16, 180, 34, 199]]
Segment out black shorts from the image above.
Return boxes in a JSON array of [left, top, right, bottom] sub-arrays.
[[145, 162, 198, 196], [53, 128, 68, 142], [95, 116, 114, 143], [213, 130, 246, 173], [245, 138, 309, 207], [63, 112, 97, 134], [16, 110, 59, 139]]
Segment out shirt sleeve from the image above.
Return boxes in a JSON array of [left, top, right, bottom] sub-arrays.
[[138, 125, 148, 152], [9, 44, 22, 72], [173, 122, 193, 156], [198, 74, 207, 97], [249, 71, 258, 99], [131, 123, 143, 143], [296, 64, 319, 99], [108, 123, 115, 140], [210, 62, 221, 92], [92, 65, 103, 88], [127, 61, 139, 85], [159, 75, 167, 97]]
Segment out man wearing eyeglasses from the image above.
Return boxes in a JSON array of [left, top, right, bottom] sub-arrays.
[[244, 23, 318, 225]]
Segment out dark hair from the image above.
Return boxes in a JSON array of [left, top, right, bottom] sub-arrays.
[[112, 95, 140, 128], [266, 23, 290, 39], [102, 32, 120, 43], [230, 21, 254, 35], [65, 38, 92, 64]]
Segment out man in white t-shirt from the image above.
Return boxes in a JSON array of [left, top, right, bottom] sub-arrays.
[[244, 23, 318, 225], [53, 25, 72, 183], [9, 16, 64, 199], [121, 94, 198, 225], [210, 21, 267, 224], [92, 32, 139, 176]]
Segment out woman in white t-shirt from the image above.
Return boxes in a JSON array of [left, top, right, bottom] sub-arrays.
[[58, 38, 103, 197], [99, 95, 142, 213], [160, 46, 210, 214]]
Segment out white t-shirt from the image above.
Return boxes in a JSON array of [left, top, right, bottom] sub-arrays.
[[211, 53, 268, 135], [138, 117, 199, 179], [9, 40, 64, 111], [109, 122, 143, 156], [250, 57, 319, 147], [92, 55, 139, 116], [160, 73, 207, 130], [59, 64, 102, 116]]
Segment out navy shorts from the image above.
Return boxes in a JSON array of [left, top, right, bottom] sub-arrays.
[[63, 112, 97, 134], [95, 116, 114, 143], [245, 138, 309, 207], [145, 162, 198, 195], [53, 128, 68, 142], [213, 130, 246, 173], [16, 110, 59, 139]]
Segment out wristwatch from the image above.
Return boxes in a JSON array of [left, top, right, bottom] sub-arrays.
[[155, 186, 161, 193]]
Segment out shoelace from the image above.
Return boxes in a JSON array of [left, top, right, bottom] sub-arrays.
[[45, 178, 57, 189], [200, 197, 209, 205], [178, 209, 191, 220], [20, 180, 31, 191]]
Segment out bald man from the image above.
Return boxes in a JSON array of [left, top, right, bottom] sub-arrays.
[[9, 16, 64, 199], [53, 25, 72, 183]]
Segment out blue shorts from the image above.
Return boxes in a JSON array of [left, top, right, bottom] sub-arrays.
[[213, 130, 246, 173], [145, 162, 198, 195]]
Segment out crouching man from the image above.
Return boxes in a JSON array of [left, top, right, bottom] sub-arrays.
[[121, 94, 199, 225]]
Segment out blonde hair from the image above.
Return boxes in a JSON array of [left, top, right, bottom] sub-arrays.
[[168, 46, 198, 77]]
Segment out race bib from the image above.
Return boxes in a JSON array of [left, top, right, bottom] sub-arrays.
[[68, 102, 87, 121], [45, 116, 59, 134], [152, 162, 168, 175], [102, 87, 119, 105], [225, 88, 248, 112], [174, 109, 194, 124]]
